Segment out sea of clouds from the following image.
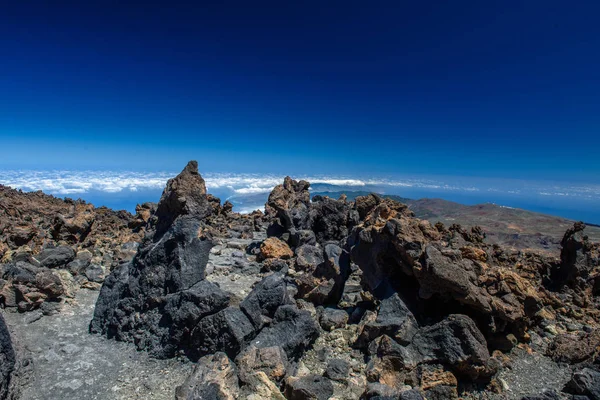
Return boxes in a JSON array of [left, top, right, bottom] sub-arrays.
[[1, 169, 600, 221], [2, 169, 599, 198]]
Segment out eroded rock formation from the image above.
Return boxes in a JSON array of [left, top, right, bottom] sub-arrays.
[[8, 165, 599, 399]]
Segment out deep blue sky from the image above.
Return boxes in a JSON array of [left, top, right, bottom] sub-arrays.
[[1, 1, 599, 180]]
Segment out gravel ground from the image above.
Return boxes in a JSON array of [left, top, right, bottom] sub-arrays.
[[2, 290, 193, 400], [492, 347, 572, 400]]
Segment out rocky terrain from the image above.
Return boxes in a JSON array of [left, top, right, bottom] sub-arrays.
[[313, 191, 600, 252], [1, 161, 599, 400]]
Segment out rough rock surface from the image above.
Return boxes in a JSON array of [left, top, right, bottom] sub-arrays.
[[0, 313, 17, 400], [3, 166, 600, 399], [0, 184, 148, 312], [90, 161, 257, 359]]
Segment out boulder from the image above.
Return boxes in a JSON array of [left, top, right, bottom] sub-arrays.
[[189, 307, 255, 360], [284, 375, 334, 400], [90, 161, 225, 358], [266, 177, 311, 233], [66, 250, 92, 275], [295, 245, 324, 272], [366, 314, 493, 384], [290, 230, 317, 247], [319, 308, 349, 331], [308, 195, 357, 244], [552, 222, 599, 287], [325, 358, 351, 382], [240, 273, 294, 330], [294, 243, 350, 306], [356, 293, 418, 347], [249, 305, 320, 360], [236, 345, 289, 383], [547, 329, 600, 364], [565, 368, 600, 400], [175, 352, 239, 400], [260, 237, 293, 260], [153, 160, 210, 234], [415, 245, 492, 313], [37, 246, 75, 269], [409, 314, 492, 379], [162, 280, 231, 356]]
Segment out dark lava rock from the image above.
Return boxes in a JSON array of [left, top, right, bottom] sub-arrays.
[[2, 262, 37, 286], [367, 314, 493, 382], [309, 195, 357, 244], [37, 246, 75, 269], [291, 229, 317, 247], [261, 258, 289, 273], [189, 306, 255, 360], [325, 358, 350, 382], [240, 273, 294, 330], [66, 251, 92, 275], [553, 222, 597, 286], [294, 243, 350, 306], [266, 176, 311, 235], [162, 280, 231, 356], [266, 177, 358, 245], [84, 264, 104, 283], [319, 308, 349, 331], [249, 305, 320, 360], [295, 245, 324, 272], [410, 314, 492, 379], [399, 389, 425, 400], [284, 374, 334, 400], [356, 293, 418, 347], [0, 313, 16, 399], [565, 368, 600, 399], [90, 161, 224, 358]]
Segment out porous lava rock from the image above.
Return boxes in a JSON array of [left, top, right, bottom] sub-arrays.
[[90, 161, 229, 358]]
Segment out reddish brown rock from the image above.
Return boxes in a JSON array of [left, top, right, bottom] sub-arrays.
[[260, 237, 293, 260]]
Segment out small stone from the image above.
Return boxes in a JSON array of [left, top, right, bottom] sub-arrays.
[[325, 359, 350, 382]]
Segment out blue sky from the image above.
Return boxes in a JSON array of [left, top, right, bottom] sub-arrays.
[[1, 1, 600, 180]]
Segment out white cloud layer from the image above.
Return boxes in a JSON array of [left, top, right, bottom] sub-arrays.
[[1, 170, 600, 202]]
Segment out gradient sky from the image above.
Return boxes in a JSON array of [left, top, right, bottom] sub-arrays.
[[1, 1, 599, 180]]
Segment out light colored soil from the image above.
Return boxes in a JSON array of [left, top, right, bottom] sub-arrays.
[[2, 290, 193, 400]]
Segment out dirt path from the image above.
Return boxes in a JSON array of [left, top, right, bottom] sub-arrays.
[[2, 289, 193, 400]]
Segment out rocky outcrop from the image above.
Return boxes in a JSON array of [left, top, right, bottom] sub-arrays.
[[265, 178, 358, 245], [552, 222, 600, 290], [0, 184, 149, 312], [256, 178, 600, 398], [90, 161, 229, 358], [86, 172, 600, 399], [90, 162, 315, 370]]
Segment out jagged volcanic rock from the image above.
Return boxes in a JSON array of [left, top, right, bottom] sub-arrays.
[[89, 172, 600, 398], [90, 161, 228, 357], [90, 162, 318, 366], [0, 184, 149, 312], [257, 176, 600, 398]]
